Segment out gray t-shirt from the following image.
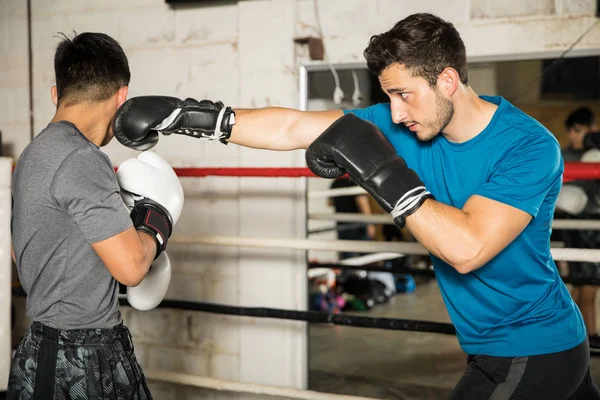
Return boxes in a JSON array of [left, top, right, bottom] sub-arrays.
[[12, 121, 133, 330]]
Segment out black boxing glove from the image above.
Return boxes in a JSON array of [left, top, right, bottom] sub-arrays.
[[583, 131, 600, 150], [306, 114, 433, 228], [112, 96, 236, 150]]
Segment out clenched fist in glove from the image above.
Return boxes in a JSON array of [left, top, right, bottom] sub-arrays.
[[117, 151, 184, 259], [305, 114, 433, 228], [127, 251, 172, 311], [117, 151, 184, 311], [112, 96, 236, 150]]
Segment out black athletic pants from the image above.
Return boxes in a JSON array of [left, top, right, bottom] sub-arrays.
[[449, 338, 600, 400]]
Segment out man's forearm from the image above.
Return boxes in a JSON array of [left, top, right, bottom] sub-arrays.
[[228, 108, 342, 150], [229, 108, 299, 150], [405, 199, 482, 273]]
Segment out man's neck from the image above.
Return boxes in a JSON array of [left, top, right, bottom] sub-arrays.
[[441, 86, 499, 144], [51, 102, 111, 147]]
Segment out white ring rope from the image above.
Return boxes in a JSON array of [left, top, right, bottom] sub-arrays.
[[308, 253, 407, 278], [309, 212, 600, 231], [170, 235, 600, 262], [309, 186, 366, 199], [145, 370, 383, 400], [308, 186, 366, 199], [339, 252, 405, 266]]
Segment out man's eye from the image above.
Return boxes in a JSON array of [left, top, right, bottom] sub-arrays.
[[400, 92, 409, 99]]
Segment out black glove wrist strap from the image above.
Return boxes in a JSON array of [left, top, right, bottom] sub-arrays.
[[392, 191, 434, 228], [153, 100, 235, 144], [130, 200, 172, 260]]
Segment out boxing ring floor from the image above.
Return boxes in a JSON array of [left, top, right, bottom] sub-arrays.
[[307, 279, 600, 400]]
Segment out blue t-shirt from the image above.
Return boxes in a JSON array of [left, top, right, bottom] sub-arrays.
[[345, 96, 586, 357]]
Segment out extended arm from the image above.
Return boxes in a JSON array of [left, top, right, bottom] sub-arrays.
[[229, 108, 343, 150], [111, 96, 343, 151]]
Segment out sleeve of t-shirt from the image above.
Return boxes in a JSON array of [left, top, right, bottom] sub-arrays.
[[474, 133, 563, 218], [344, 104, 395, 133], [51, 146, 133, 244]]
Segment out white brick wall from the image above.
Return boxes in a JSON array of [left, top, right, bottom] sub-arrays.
[[3, 0, 600, 397], [236, 0, 308, 388], [0, 0, 30, 158], [471, 0, 555, 19]]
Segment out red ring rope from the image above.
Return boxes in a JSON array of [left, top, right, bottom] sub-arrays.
[[563, 162, 600, 182], [172, 167, 317, 177], [110, 162, 600, 181]]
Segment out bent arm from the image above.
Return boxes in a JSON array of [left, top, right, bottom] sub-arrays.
[[92, 227, 157, 287], [406, 195, 532, 274], [228, 108, 343, 150]]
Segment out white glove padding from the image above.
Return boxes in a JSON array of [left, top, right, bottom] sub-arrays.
[[117, 151, 184, 258], [556, 184, 588, 216], [127, 251, 171, 311], [117, 151, 184, 224], [581, 148, 600, 163]]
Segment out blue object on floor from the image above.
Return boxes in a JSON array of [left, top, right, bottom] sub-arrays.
[[396, 274, 416, 293]]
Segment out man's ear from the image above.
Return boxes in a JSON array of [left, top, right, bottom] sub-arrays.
[[116, 86, 129, 108], [51, 86, 58, 106], [437, 67, 459, 97]]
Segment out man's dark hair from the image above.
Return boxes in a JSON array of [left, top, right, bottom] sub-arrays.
[[54, 32, 130, 106], [364, 13, 468, 86], [565, 106, 595, 130]]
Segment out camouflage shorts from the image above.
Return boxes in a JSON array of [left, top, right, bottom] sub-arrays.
[[7, 321, 152, 400]]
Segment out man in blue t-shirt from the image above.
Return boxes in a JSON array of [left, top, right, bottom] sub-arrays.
[[111, 12, 599, 399]]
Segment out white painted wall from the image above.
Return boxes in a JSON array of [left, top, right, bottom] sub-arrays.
[[0, 158, 12, 392], [2, 0, 600, 397]]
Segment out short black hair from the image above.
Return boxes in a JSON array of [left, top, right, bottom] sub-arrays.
[[54, 32, 130, 106], [565, 106, 595, 130], [364, 13, 468, 86]]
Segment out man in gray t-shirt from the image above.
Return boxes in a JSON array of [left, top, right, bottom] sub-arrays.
[[7, 32, 178, 400], [12, 120, 132, 330]]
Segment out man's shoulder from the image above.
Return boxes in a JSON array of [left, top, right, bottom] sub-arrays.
[[499, 100, 558, 144], [58, 145, 112, 177], [27, 122, 94, 159], [16, 123, 90, 176], [345, 104, 391, 126], [344, 103, 411, 144]]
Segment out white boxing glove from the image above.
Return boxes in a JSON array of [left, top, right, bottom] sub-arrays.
[[556, 184, 588, 216], [117, 151, 184, 259], [581, 148, 600, 163], [127, 251, 172, 311]]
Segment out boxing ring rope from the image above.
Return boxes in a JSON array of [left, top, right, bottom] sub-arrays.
[[166, 162, 600, 181], [171, 167, 317, 178], [171, 234, 600, 262], [166, 164, 600, 230], [308, 212, 600, 231], [307, 260, 600, 286]]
